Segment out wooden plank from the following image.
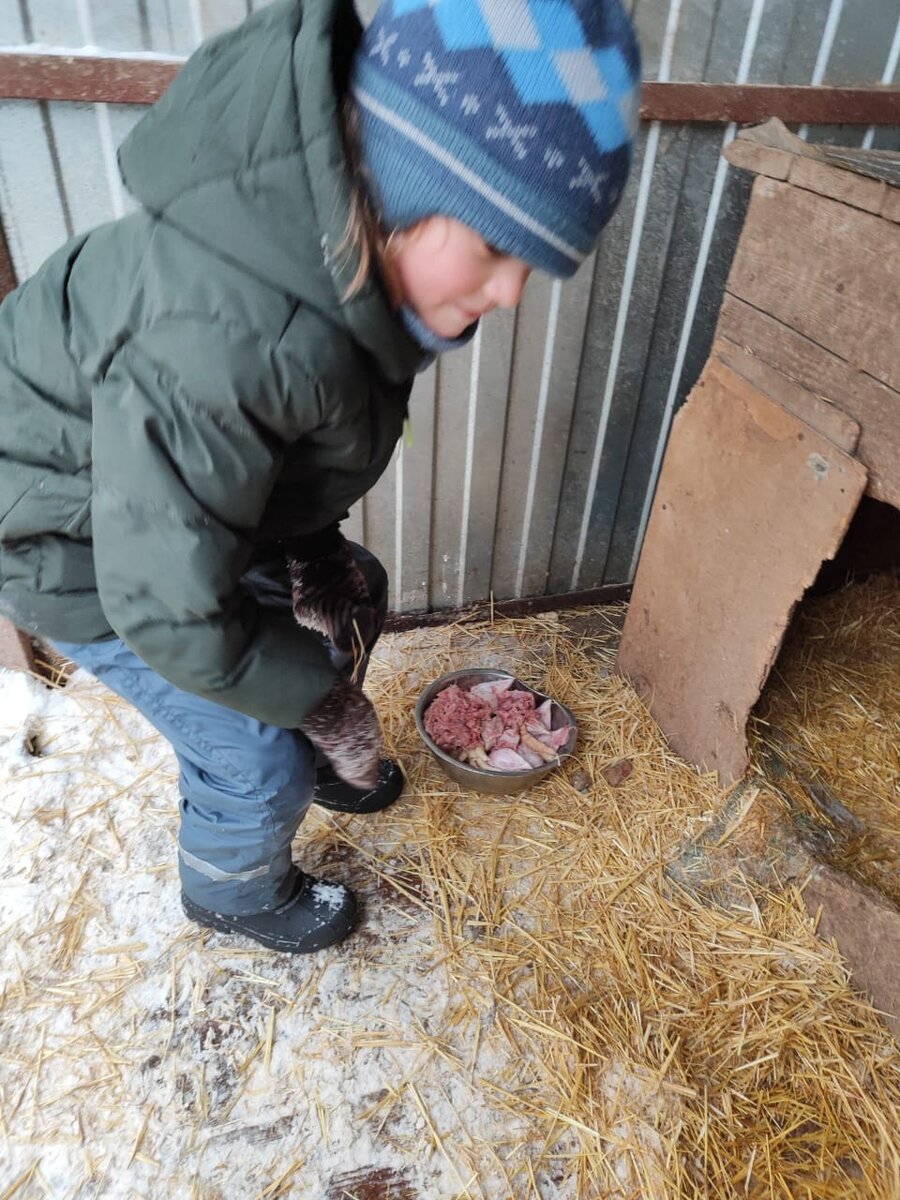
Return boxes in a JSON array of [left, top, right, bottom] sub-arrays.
[[0, 53, 180, 105], [788, 156, 888, 216], [710, 337, 860, 453], [0, 617, 36, 674], [724, 138, 793, 180], [803, 865, 900, 1042], [1, 54, 899, 124], [617, 357, 867, 786], [882, 187, 900, 224], [727, 176, 900, 396], [800, 0, 900, 153], [384, 581, 630, 630], [729, 118, 900, 187], [717, 294, 900, 509]]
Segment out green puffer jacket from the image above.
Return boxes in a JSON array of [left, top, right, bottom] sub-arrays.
[[0, 0, 425, 727]]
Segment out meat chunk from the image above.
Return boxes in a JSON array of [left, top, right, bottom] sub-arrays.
[[488, 748, 532, 771], [470, 677, 515, 708]]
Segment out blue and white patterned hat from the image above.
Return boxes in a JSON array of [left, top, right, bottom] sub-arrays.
[[352, 0, 642, 277]]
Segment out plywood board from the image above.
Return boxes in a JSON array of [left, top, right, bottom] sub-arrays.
[[728, 177, 900, 395], [617, 358, 867, 785], [803, 865, 900, 1041], [717, 294, 900, 508], [788, 156, 888, 216]]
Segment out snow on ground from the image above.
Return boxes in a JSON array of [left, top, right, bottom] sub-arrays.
[[0, 637, 590, 1200]]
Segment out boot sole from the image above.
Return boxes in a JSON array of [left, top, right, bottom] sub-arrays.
[[182, 893, 357, 954], [312, 790, 402, 814], [312, 764, 406, 814]]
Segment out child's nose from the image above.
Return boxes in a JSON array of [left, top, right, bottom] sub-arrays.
[[487, 260, 531, 309]]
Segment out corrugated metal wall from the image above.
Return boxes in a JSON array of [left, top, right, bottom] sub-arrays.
[[2, 0, 899, 613]]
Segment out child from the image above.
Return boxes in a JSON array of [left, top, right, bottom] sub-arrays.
[[0, 0, 640, 953]]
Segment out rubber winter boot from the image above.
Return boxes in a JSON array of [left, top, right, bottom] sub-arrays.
[[182, 869, 357, 953], [312, 757, 405, 814]]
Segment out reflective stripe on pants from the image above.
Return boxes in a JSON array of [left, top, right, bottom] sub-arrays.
[[54, 542, 387, 913]]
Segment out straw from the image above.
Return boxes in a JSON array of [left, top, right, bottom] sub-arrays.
[[751, 574, 900, 905], [2, 593, 899, 1197]]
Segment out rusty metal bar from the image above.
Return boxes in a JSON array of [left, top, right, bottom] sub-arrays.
[[0, 53, 898, 124]]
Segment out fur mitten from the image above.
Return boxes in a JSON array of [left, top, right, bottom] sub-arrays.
[[288, 541, 376, 656], [299, 677, 382, 789]]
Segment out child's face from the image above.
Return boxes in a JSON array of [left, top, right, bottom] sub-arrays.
[[386, 216, 532, 339]]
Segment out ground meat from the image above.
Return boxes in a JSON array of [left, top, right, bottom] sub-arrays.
[[424, 677, 572, 772], [495, 689, 536, 730], [481, 714, 506, 750], [423, 684, 492, 755]]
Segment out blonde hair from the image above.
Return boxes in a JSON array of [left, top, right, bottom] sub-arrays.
[[336, 97, 393, 302]]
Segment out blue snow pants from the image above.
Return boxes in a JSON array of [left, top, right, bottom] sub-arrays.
[[53, 543, 387, 915]]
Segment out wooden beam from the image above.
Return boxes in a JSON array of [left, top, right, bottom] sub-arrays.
[[640, 81, 900, 126], [384, 583, 631, 633], [0, 53, 898, 125], [0, 52, 179, 105]]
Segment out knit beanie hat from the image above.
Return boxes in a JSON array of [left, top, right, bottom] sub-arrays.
[[352, 0, 642, 278]]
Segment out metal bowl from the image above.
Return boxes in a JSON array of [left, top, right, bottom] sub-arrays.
[[414, 668, 577, 795]]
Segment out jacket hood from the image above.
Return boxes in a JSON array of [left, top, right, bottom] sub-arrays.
[[118, 0, 423, 382]]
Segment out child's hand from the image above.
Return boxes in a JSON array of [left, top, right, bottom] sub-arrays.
[[288, 542, 376, 657], [299, 677, 382, 790]]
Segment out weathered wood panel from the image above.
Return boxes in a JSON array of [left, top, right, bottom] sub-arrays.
[[728, 177, 900, 395], [717, 294, 900, 508], [712, 336, 861, 453]]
